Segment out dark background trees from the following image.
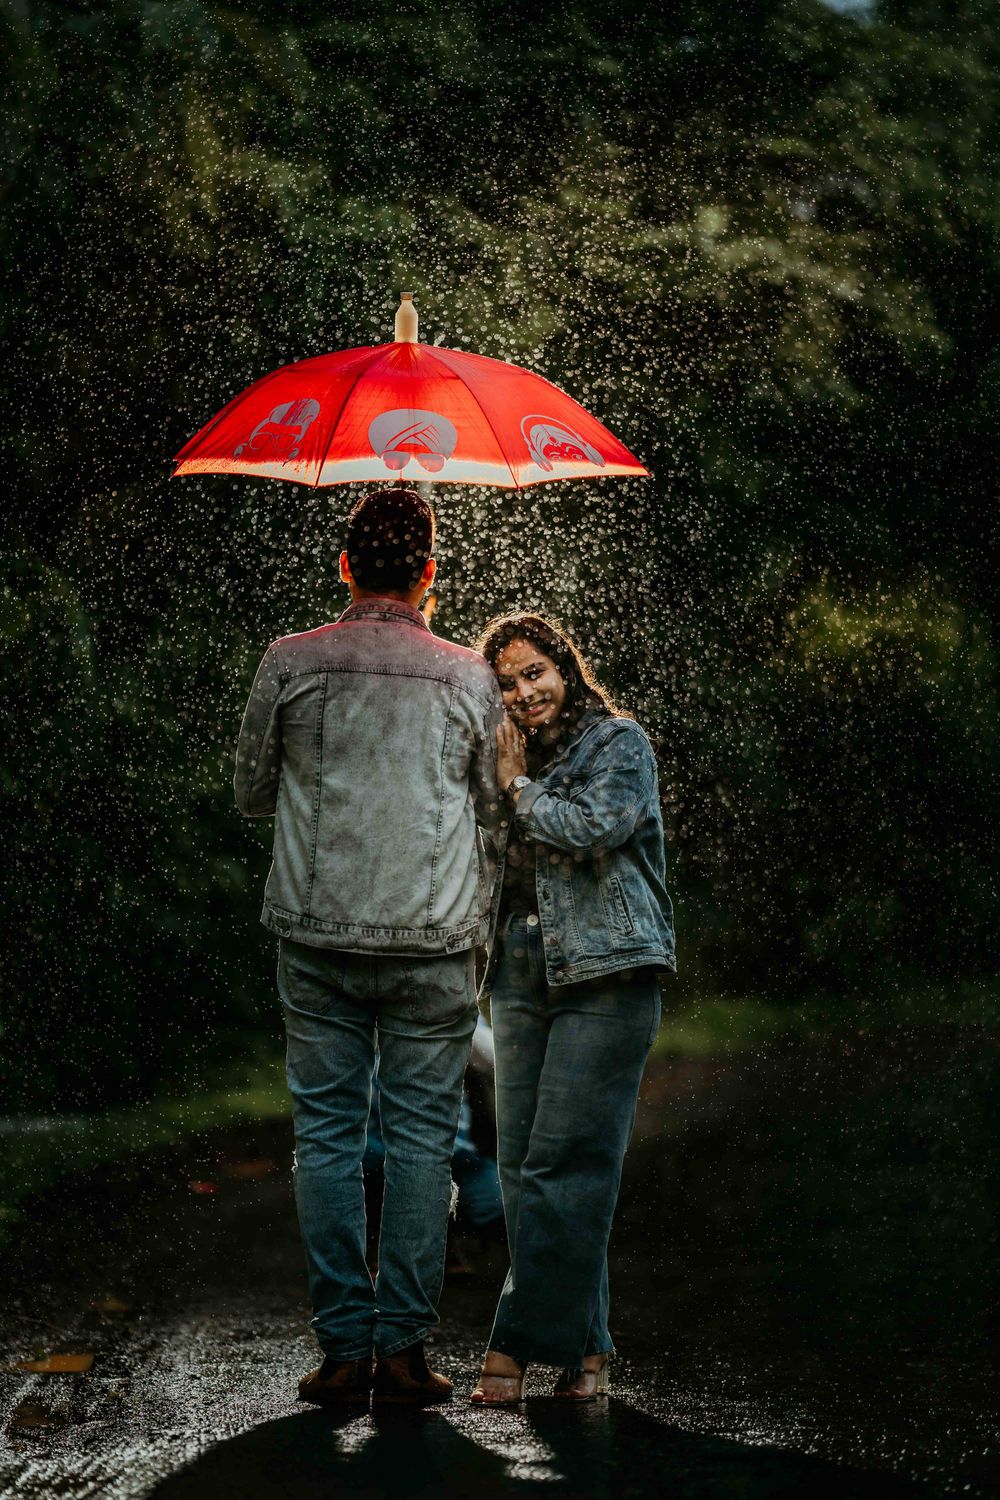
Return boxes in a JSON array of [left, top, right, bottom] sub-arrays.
[[2, 0, 996, 1109]]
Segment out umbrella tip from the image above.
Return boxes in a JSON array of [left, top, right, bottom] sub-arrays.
[[395, 293, 419, 343]]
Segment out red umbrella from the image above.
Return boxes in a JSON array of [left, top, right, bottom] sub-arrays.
[[172, 295, 649, 491]]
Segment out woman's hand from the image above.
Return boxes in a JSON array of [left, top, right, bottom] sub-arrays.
[[496, 714, 527, 793]]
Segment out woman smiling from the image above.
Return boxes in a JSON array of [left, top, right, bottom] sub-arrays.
[[470, 614, 675, 1406]]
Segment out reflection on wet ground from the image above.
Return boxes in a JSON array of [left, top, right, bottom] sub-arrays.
[[1, 1025, 997, 1498]]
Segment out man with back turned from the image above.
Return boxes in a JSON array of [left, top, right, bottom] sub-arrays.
[[235, 487, 502, 1404]]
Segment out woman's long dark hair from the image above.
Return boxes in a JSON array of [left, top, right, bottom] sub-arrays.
[[475, 613, 629, 729]]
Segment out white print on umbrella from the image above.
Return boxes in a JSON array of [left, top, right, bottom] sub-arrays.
[[234, 398, 321, 462], [368, 410, 458, 473], [521, 416, 605, 471]]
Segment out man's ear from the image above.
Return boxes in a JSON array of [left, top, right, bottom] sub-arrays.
[[339, 550, 352, 586], [421, 557, 437, 589]]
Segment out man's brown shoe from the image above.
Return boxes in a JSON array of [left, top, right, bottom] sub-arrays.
[[298, 1354, 373, 1406], [372, 1341, 452, 1404]]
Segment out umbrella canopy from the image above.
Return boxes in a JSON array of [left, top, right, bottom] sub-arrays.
[[172, 295, 649, 491]]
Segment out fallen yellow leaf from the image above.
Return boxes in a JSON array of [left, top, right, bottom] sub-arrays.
[[17, 1353, 94, 1373], [9, 1400, 64, 1431], [92, 1296, 131, 1313]]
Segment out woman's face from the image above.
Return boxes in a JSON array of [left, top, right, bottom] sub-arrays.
[[494, 637, 567, 734]]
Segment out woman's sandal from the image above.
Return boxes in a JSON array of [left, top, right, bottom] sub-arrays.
[[552, 1355, 610, 1400], [469, 1353, 528, 1406]]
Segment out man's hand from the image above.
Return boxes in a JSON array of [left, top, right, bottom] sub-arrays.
[[496, 714, 527, 794]]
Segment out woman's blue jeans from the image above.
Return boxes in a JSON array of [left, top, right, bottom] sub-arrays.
[[278, 938, 477, 1360], [487, 916, 661, 1368]]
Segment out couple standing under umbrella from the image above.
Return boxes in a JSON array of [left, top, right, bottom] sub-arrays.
[[234, 486, 676, 1406]]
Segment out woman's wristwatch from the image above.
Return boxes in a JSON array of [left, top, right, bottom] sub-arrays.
[[507, 774, 531, 800]]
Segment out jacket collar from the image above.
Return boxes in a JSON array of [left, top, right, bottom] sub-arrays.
[[339, 597, 431, 632], [533, 707, 610, 775]]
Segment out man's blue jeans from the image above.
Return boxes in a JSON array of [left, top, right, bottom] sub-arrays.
[[487, 916, 661, 1368], [278, 938, 478, 1359]]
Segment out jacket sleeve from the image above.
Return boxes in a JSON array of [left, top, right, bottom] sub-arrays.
[[514, 721, 656, 854], [469, 677, 504, 842], [233, 646, 283, 818]]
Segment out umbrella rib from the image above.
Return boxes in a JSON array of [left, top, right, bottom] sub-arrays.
[[310, 344, 395, 488], [422, 347, 522, 490]]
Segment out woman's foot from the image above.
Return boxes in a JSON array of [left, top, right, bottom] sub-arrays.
[[469, 1351, 527, 1406], [552, 1354, 609, 1400]]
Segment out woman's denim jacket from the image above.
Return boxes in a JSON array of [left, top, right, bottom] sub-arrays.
[[485, 710, 676, 988]]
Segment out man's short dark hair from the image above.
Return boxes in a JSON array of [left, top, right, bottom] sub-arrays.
[[345, 488, 436, 595]]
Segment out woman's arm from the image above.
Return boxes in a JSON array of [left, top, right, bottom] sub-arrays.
[[514, 722, 656, 854]]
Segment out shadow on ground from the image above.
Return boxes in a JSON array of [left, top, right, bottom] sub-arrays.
[[150, 1399, 929, 1500]]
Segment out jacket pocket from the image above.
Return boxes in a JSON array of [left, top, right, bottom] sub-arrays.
[[603, 876, 635, 936]]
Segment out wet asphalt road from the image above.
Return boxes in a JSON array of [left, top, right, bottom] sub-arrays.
[[2, 1034, 998, 1499]]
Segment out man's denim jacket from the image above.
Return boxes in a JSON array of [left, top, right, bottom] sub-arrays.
[[487, 711, 676, 988], [234, 598, 504, 955]]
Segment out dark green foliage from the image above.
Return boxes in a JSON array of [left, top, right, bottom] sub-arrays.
[[1, 1, 996, 1108]]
